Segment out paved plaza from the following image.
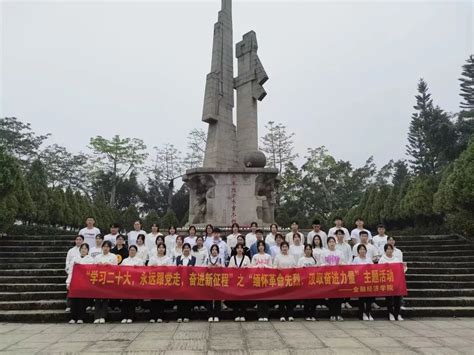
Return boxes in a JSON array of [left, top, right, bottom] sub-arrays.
[[0, 319, 474, 354]]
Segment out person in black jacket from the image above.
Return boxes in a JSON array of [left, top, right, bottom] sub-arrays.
[[176, 243, 196, 322], [230, 235, 251, 259]]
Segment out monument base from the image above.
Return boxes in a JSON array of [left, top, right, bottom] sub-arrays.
[[183, 167, 279, 227]]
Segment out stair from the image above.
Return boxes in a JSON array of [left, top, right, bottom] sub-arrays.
[[0, 234, 473, 322]]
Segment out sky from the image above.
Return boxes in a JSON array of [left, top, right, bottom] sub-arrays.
[[1, 0, 472, 171]]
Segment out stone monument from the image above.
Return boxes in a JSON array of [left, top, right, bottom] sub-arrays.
[[183, 0, 278, 227]]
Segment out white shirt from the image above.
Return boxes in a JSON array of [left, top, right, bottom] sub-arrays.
[[226, 234, 240, 249], [136, 244, 148, 261], [265, 233, 277, 247], [205, 255, 223, 267], [321, 249, 344, 265], [148, 255, 173, 266], [285, 231, 305, 245], [372, 234, 388, 255], [328, 227, 351, 241], [352, 256, 373, 265], [145, 232, 163, 253], [184, 236, 198, 247], [298, 256, 317, 267], [65, 246, 81, 274], [66, 255, 95, 286], [270, 245, 281, 259], [335, 241, 353, 264], [180, 255, 192, 266], [127, 230, 147, 247], [393, 247, 403, 262], [170, 247, 183, 262], [245, 232, 257, 247], [79, 227, 101, 248], [94, 252, 118, 265], [379, 254, 402, 264], [192, 247, 208, 266], [312, 248, 325, 265], [352, 243, 378, 261], [121, 256, 145, 266], [204, 238, 228, 261], [251, 253, 273, 268], [165, 234, 178, 251], [104, 233, 119, 247], [228, 255, 251, 268], [289, 244, 304, 263], [350, 228, 373, 243], [274, 253, 296, 268], [307, 230, 328, 248], [89, 246, 102, 259]]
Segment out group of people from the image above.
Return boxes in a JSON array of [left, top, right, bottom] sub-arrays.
[[65, 217, 405, 324]]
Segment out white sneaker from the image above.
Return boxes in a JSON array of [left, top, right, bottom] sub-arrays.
[[99, 318, 105, 324], [341, 303, 345, 309], [235, 317, 240, 322], [65, 307, 71, 312], [316, 305, 321, 309], [93, 319, 100, 324], [200, 306, 207, 311], [208, 317, 214, 322], [127, 319, 133, 323], [213, 317, 219, 322], [157, 319, 163, 323], [311, 317, 316, 321], [337, 316, 344, 321], [345, 302, 352, 309], [258, 318, 264, 322], [295, 304, 301, 309], [263, 318, 268, 322], [68, 319, 76, 324], [177, 318, 182, 323], [400, 306, 407, 311], [241, 317, 246, 322], [389, 313, 396, 321], [274, 304, 279, 309], [288, 317, 294, 322], [372, 302, 380, 309], [86, 306, 92, 311], [77, 320, 83, 324], [149, 319, 156, 323], [330, 316, 336, 321], [280, 317, 286, 322], [305, 317, 311, 321], [193, 306, 199, 311], [362, 313, 369, 321], [121, 319, 127, 324], [397, 315, 404, 321], [183, 318, 189, 323], [173, 305, 177, 310], [369, 314, 374, 321], [321, 305, 327, 309]]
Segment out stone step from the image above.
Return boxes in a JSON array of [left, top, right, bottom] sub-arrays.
[[0, 276, 66, 284], [0, 291, 67, 301], [390, 235, 459, 241], [406, 274, 474, 281], [0, 257, 67, 263], [0, 269, 65, 276], [394, 240, 465, 246], [0, 299, 66, 311], [407, 261, 474, 268], [0, 246, 69, 252], [403, 249, 474, 255], [1, 283, 65, 292], [0, 251, 67, 257], [407, 281, 474, 289], [0, 240, 73, 246], [404, 255, 474, 261], [2, 235, 76, 240], [408, 267, 474, 274], [404, 297, 474, 307], [395, 244, 471, 251], [0, 262, 65, 269], [407, 288, 474, 297]]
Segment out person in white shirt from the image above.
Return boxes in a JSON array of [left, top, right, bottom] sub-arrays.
[[307, 220, 328, 248], [148, 243, 173, 323], [127, 220, 146, 247], [228, 243, 251, 322], [335, 229, 353, 310], [170, 235, 184, 263], [120, 245, 145, 324], [149, 235, 165, 259], [206, 244, 223, 322], [104, 223, 120, 247], [274, 241, 296, 322], [251, 240, 272, 322], [328, 217, 351, 242], [79, 217, 101, 249], [176, 244, 196, 323], [145, 223, 163, 254], [286, 221, 305, 245], [265, 223, 279, 248], [245, 222, 258, 247], [93, 241, 117, 324], [352, 231, 378, 262], [350, 217, 373, 244], [322, 237, 344, 321], [298, 244, 318, 321], [204, 228, 228, 263], [289, 233, 305, 263], [311, 235, 325, 265], [379, 244, 404, 321], [226, 223, 240, 250], [191, 236, 208, 266], [164, 225, 179, 251], [352, 244, 374, 321], [204, 224, 214, 241], [372, 224, 389, 256], [89, 234, 104, 259], [66, 243, 94, 324], [270, 233, 284, 260], [387, 236, 404, 262], [184, 225, 198, 248], [135, 234, 148, 262], [66, 235, 84, 275]]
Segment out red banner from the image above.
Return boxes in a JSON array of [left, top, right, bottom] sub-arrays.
[[69, 263, 407, 300]]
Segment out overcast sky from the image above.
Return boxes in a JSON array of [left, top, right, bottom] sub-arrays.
[[1, 0, 472, 171]]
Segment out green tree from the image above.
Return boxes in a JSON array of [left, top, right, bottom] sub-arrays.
[[26, 160, 50, 224], [400, 175, 440, 226], [89, 135, 148, 207], [459, 54, 474, 111], [260, 121, 297, 174], [183, 128, 206, 169], [143, 209, 160, 231], [120, 205, 140, 232], [48, 188, 65, 227], [160, 209, 179, 229], [0, 148, 21, 231]]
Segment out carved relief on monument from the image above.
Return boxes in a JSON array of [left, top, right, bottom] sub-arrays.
[[255, 174, 278, 224], [188, 175, 216, 224]]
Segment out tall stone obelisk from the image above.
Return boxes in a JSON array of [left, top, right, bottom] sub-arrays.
[[183, 0, 278, 227]]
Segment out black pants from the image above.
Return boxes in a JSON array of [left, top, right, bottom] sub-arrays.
[[386, 296, 401, 319], [279, 301, 294, 318], [303, 299, 318, 318], [328, 298, 342, 317], [121, 300, 136, 320], [150, 300, 165, 320], [94, 299, 109, 320], [358, 297, 374, 318], [233, 301, 247, 318], [70, 298, 87, 321], [177, 301, 191, 319], [207, 300, 220, 318], [257, 301, 269, 319]]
